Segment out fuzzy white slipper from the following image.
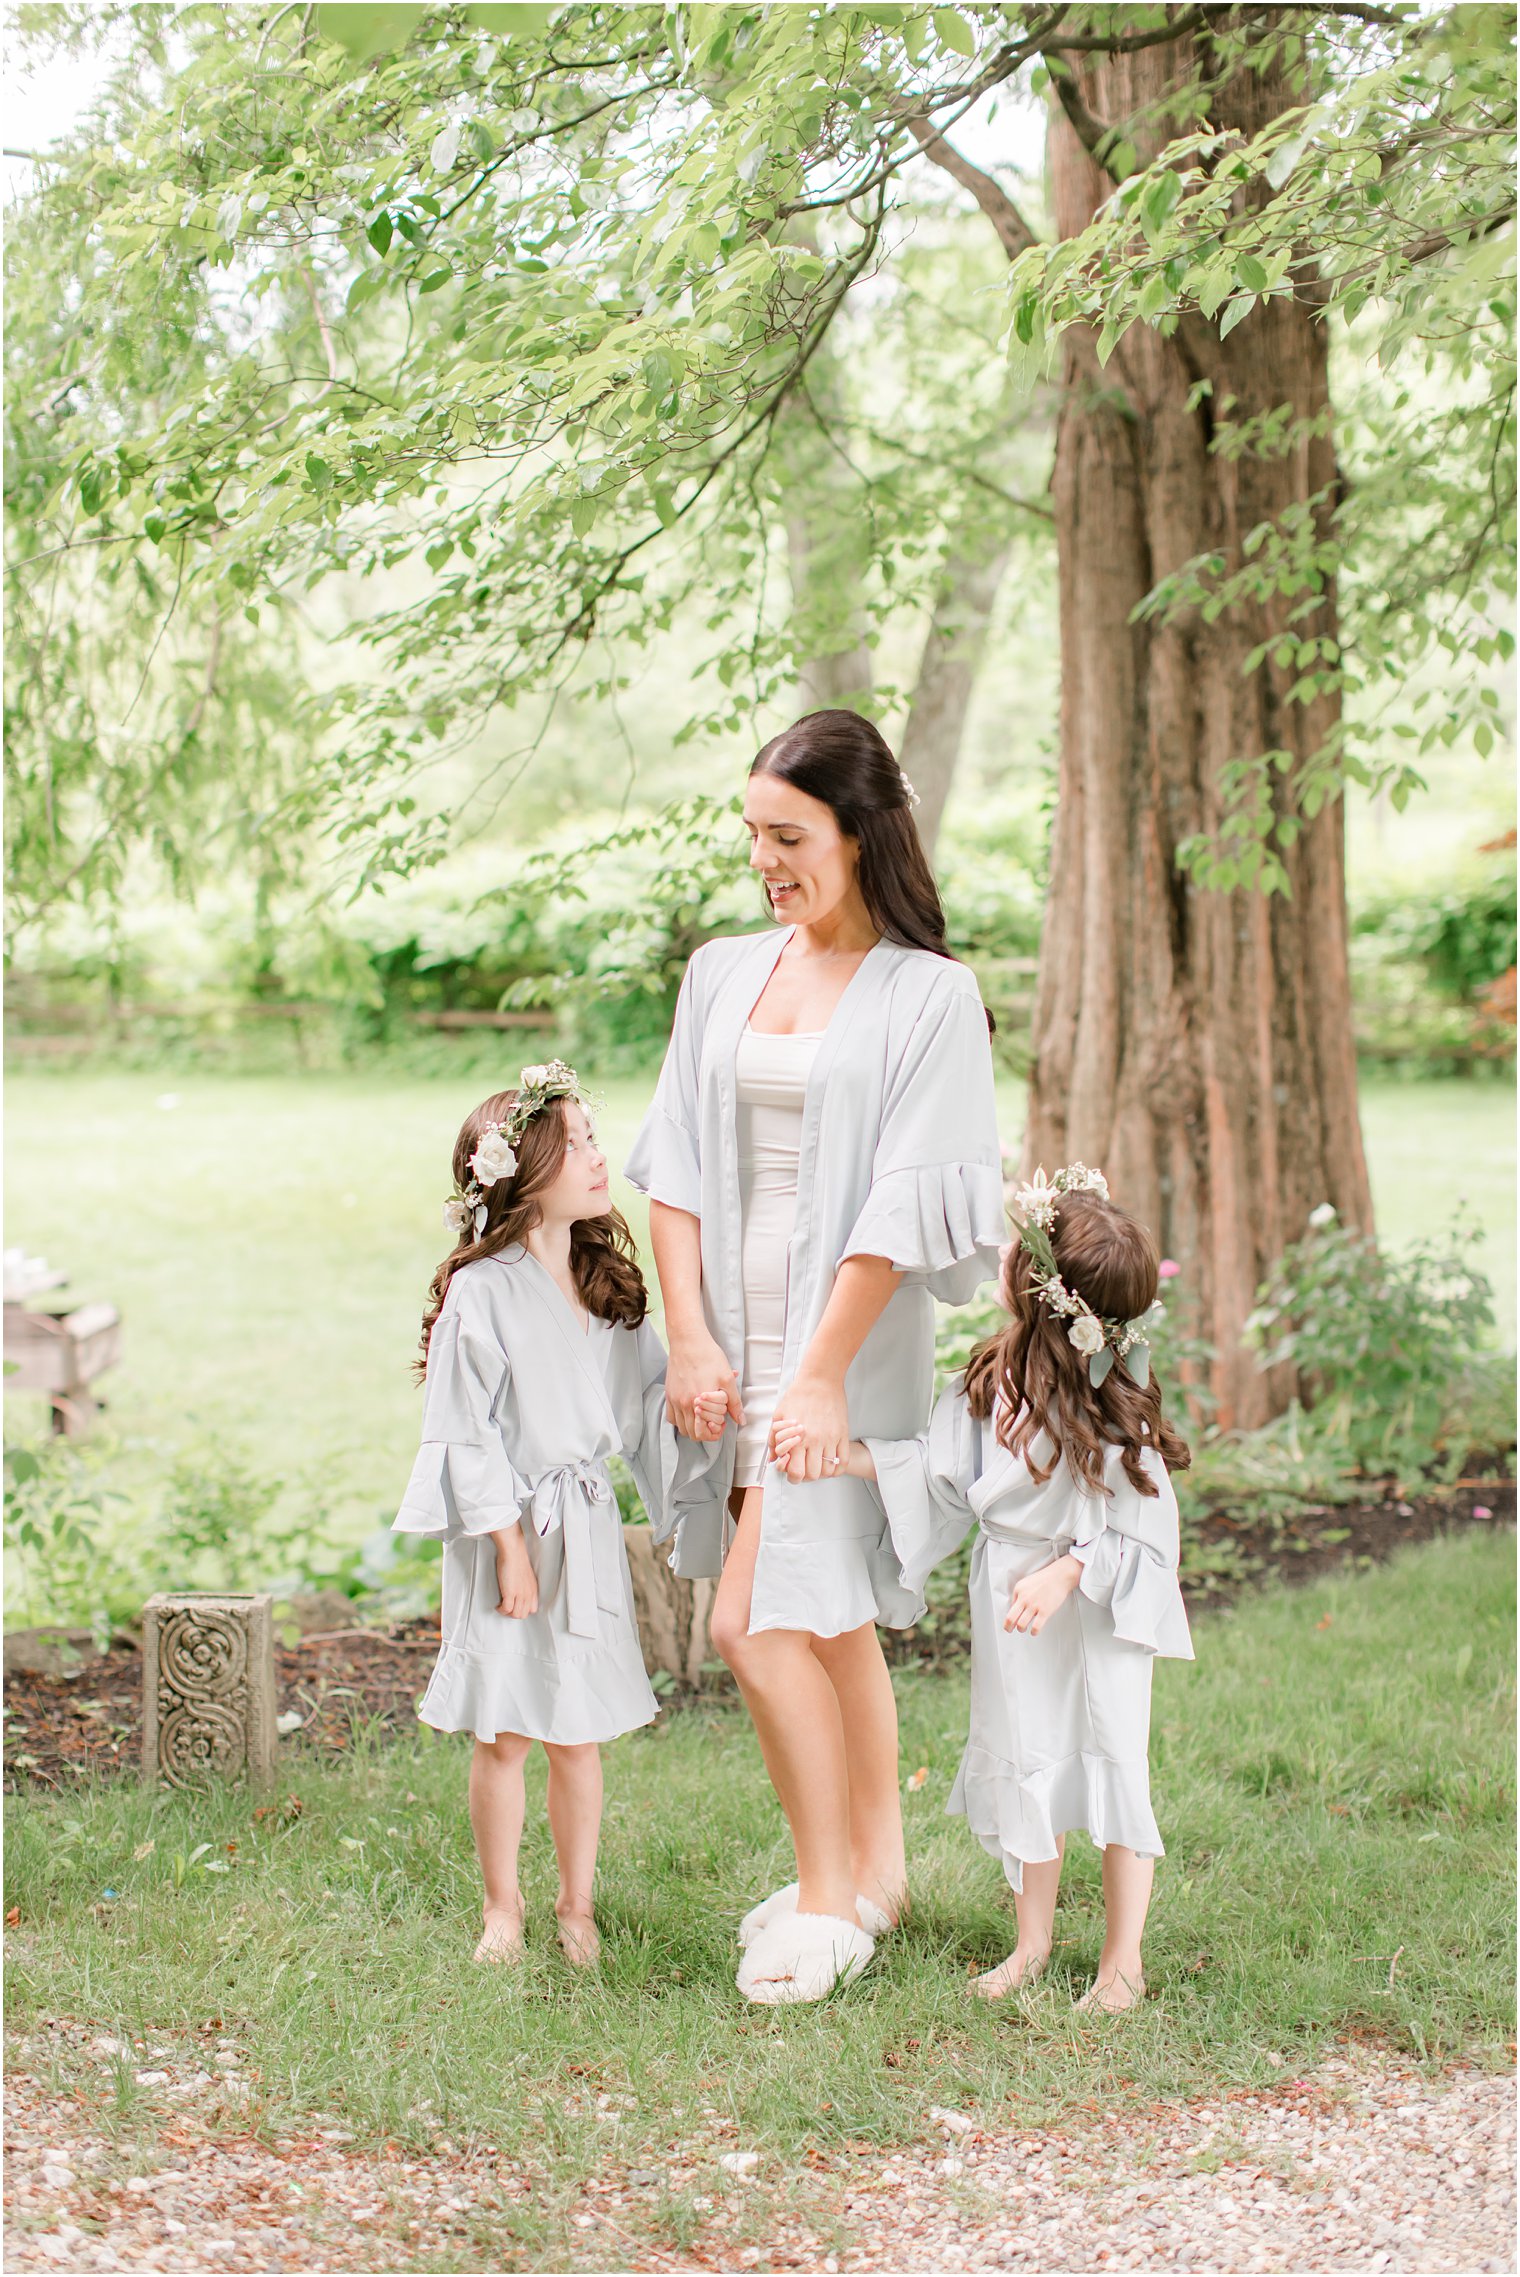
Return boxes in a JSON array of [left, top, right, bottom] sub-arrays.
[[738, 1882, 894, 1947], [736, 1912, 876, 2005]]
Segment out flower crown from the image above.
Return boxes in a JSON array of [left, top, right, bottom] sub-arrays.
[[1010, 1162, 1164, 1388], [443, 1059, 587, 1241]]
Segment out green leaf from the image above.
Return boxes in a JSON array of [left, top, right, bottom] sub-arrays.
[[316, 5, 428, 64], [1088, 1345, 1115, 1388], [651, 486, 678, 530], [305, 455, 333, 492], [1218, 292, 1255, 340], [425, 539, 454, 570], [1142, 169, 1183, 232], [143, 514, 166, 543], [1106, 137, 1138, 182], [932, 8, 975, 57], [1128, 1344, 1150, 1388], [346, 271, 382, 316], [467, 2, 553, 28], [570, 495, 597, 537], [416, 267, 453, 293], [1235, 253, 1269, 294], [366, 211, 393, 257]]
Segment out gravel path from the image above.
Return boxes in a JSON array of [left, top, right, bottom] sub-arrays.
[[4, 2029, 1512, 2274]]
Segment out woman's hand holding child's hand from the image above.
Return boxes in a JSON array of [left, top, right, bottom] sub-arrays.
[[1005, 1554, 1083, 1637], [494, 1527, 539, 1620], [770, 1424, 876, 1483]]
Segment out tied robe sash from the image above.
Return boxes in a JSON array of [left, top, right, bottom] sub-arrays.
[[529, 1459, 623, 1639]]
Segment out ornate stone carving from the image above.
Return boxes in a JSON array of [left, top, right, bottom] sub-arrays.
[[142, 1592, 276, 1790]]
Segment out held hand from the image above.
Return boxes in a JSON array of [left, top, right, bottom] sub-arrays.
[[768, 1373, 849, 1482], [774, 1424, 873, 1483], [1004, 1555, 1083, 1637], [665, 1336, 744, 1440], [495, 1532, 540, 1621]]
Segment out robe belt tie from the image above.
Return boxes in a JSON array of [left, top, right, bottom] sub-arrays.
[[529, 1460, 622, 1640]]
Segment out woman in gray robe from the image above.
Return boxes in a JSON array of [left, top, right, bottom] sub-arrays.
[[625, 710, 1005, 2003]]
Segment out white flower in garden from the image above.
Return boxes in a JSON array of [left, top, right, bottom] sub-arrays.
[[1068, 1313, 1106, 1357], [1308, 1202, 1337, 1229], [519, 1064, 550, 1088], [470, 1128, 518, 1186], [443, 1197, 473, 1237]]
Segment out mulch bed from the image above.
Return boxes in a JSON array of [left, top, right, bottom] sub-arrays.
[[3, 1479, 1512, 1796]]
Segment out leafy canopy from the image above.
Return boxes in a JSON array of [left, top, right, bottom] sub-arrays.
[[5, 2, 1513, 915]]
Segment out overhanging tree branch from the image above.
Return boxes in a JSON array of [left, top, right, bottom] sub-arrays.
[[899, 111, 1040, 259]]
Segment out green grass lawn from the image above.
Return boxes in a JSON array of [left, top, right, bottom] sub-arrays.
[[3, 1063, 1513, 1561], [5, 1533, 1513, 2271]]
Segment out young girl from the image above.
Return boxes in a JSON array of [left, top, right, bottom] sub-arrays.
[[395, 1063, 721, 1968], [778, 1164, 1193, 2011]]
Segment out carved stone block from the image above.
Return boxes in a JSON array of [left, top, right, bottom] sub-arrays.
[[142, 1592, 276, 1790]]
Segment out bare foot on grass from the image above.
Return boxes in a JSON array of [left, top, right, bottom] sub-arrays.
[[473, 1902, 526, 1966], [1075, 1968, 1144, 2013], [555, 1908, 600, 1968], [970, 1945, 1049, 2001]]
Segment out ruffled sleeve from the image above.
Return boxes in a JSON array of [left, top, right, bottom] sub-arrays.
[[393, 1290, 531, 1542], [623, 949, 704, 1216], [622, 1317, 730, 1578], [839, 972, 1005, 1304], [1069, 1450, 1194, 1660], [863, 1378, 982, 1597]]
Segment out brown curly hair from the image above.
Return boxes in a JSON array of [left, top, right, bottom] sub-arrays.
[[415, 1089, 648, 1378], [963, 1188, 1191, 1499]]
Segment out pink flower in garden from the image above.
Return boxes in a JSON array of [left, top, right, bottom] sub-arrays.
[[1158, 1259, 1181, 1280], [1473, 1505, 1493, 1520]]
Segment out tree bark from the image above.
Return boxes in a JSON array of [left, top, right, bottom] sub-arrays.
[[622, 1524, 716, 1691], [1026, 11, 1373, 1428], [899, 517, 1012, 857]]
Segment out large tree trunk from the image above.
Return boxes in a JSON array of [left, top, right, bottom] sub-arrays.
[[1025, 14, 1373, 1427], [899, 517, 1012, 856]]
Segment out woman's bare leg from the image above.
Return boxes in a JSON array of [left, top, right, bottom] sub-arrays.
[[973, 1839, 1064, 1999], [808, 1623, 906, 1922], [543, 1739, 604, 1965], [469, 1732, 532, 1961], [1076, 1846, 1152, 2011], [711, 1488, 856, 1923]]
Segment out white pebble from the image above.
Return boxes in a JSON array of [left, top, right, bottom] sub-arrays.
[[931, 2105, 974, 2135], [40, 2162, 74, 2189], [720, 2150, 761, 2176], [134, 2069, 169, 2085]]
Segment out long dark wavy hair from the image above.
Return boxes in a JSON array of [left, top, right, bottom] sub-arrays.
[[750, 711, 992, 1024], [964, 1189, 1191, 1498], [416, 1091, 647, 1378]]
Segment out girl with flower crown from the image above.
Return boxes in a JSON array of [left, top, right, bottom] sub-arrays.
[[777, 1167, 1193, 2012], [394, 1064, 721, 1968]]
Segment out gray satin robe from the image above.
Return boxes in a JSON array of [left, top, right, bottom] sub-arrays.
[[867, 1382, 1194, 1891], [624, 926, 1005, 1638], [393, 1245, 720, 1745]]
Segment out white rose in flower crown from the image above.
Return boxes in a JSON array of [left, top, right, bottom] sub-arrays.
[[1068, 1313, 1106, 1358], [1013, 1169, 1060, 1226], [519, 1064, 550, 1088], [470, 1128, 518, 1186], [443, 1197, 473, 1237]]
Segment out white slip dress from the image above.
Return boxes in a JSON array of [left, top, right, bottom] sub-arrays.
[[733, 1025, 822, 1489]]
